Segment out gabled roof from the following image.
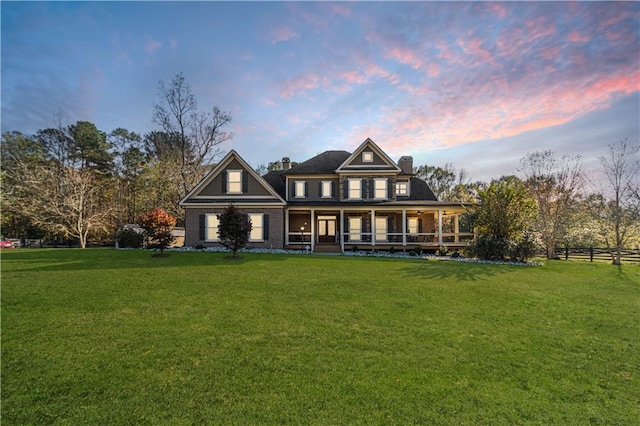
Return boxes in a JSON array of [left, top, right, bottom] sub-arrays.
[[180, 150, 286, 206], [283, 150, 351, 175], [336, 138, 401, 173]]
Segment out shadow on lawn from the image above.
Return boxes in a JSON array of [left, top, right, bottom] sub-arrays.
[[0, 249, 289, 273], [402, 259, 518, 282]]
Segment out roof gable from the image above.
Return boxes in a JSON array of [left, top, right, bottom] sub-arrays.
[[180, 150, 285, 205], [336, 138, 401, 173]]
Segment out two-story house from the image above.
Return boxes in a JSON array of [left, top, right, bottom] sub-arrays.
[[180, 138, 473, 253]]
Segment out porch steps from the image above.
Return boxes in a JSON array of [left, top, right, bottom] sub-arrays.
[[314, 244, 342, 254]]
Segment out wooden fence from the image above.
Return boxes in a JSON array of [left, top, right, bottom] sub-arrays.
[[555, 247, 640, 263]]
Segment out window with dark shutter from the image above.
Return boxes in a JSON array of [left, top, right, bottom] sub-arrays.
[[242, 171, 249, 193], [263, 215, 269, 240], [199, 214, 206, 241]]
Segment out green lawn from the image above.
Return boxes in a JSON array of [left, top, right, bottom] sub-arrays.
[[1, 249, 638, 425]]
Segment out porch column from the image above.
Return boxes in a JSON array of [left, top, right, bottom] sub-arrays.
[[438, 209, 443, 246], [454, 214, 459, 243], [310, 209, 315, 252], [371, 210, 376, 246], [402, 209, 407, 246], [340, 209, 345, 252], [285, 210, 290, 245]]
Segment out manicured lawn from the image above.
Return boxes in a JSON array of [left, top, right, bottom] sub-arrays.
[[1, 249, 638, 425]]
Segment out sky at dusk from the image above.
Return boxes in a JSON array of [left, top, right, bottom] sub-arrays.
[[2, 1, 639, 182]]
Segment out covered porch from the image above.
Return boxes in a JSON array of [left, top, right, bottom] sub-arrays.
[[285, 206, 474, 253]]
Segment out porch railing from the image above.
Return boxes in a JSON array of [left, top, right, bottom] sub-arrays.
[[287, 231, 475, 246]]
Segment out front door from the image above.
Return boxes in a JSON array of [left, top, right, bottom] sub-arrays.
[[317, 216, 337, 243]]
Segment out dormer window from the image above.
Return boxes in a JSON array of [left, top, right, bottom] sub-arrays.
[[396, 181, 409, 196], [362, 151, 373, 162], [227, 170, 242, 194]]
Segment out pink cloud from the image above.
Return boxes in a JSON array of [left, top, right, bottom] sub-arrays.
[[540, 45, 561, 60], [280, 72, 322, 98], [145, 39, 162, 53], [270, 26, 300, 44], [386, 46, 425, 70], [457, 37, 495, 65], [525, 16, 557, 41], [488, 2, 508, 18], [332, 4, 351, 17], [340, 59, 639, 157], [568, 31, 590, 43]]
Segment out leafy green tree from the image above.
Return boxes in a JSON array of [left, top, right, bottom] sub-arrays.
[[415, 163, 457, 200], [217, 205, 251, 258], [109, 128, 145, 224], [255, 159, 298, 174], [67, 121, 114, 173], [468, 176, 538, 261]]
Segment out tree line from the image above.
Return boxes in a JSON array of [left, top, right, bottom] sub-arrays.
[[1, 73, 638, 263], [415, 140, 639, 264], [1, 73, 232, 248]]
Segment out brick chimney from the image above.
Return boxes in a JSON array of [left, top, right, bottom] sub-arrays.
[[398, 156, 413, 174], [282, 157, 291, 171]]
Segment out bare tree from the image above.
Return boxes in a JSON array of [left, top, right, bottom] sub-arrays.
[[10, 163, 113, 248], [153, 73, 233, 200], [519, 150, 583, 259], [599, 138, 640, 265]]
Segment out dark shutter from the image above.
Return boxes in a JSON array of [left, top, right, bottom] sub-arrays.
[[263, 214, 269, 241], [331, 181, 335, 198], [242, 171, 249, 193], [388, 178, 393, 199], [305, 182, 309, 197], [199, 214, 206, 241], [343, 180, 348, 199], [318, 182, 322, 197], [388, 216, 393, 233], [221, 171, 227, 193], [418, 218, 423, 234]]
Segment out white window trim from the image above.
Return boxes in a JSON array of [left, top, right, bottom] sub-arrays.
[[362, 151, 374, 162], [205, 214, 220, 242], [321, 181, 332, 198], [374, 178, 388, 200], [248, 213, 264, 242], [348, 178, 362, 200], [227, 170, 243, 194], [375, 216, 388, 242], [349, 217, 362, 241], [396, 181, 409, 197], [408, 217, 419, 234], [295, 181, 306, 198]]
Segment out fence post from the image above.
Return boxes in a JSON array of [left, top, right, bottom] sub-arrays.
[[565, 246, 569, 260], [590, 247, 594, 262]]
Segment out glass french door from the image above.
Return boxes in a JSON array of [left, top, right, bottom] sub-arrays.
[[317, 216, 337, 243]]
